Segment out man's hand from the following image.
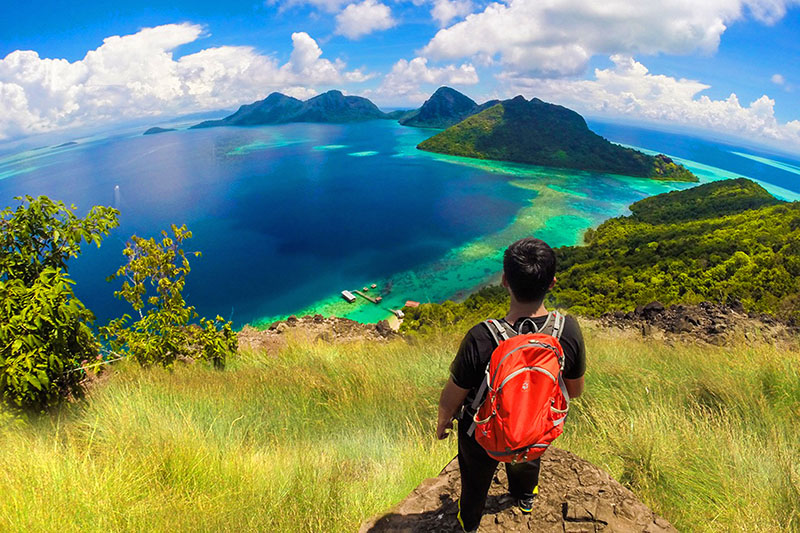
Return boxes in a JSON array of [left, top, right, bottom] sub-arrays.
[[436, 417, 454, 440], [437, 377, 470, 440]]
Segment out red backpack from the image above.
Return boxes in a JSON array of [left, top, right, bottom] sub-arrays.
[[467, 311, 570, 463]]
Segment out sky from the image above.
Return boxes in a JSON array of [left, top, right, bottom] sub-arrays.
[[1, 0, 799, 153]]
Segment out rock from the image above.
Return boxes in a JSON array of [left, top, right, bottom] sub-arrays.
[[375, 320, 394, 337], [313, 314, 324, 323], [286, 315, 299, 325], [275, 323, 289, 333], [359, 448, 676, 533], [642, 301, 665, 318]]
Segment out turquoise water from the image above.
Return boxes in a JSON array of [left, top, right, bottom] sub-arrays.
[[0, 120, 798, 327]]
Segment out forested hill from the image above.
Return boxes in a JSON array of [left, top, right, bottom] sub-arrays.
[[398, 86, 500, 129], [417, 96, 697, 182], [400, 178, 799, 334], [554, 178, 798, 318], [191, 90, 389, 128]]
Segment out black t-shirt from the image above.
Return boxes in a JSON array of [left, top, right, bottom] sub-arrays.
[[450, 313, 586, 416]]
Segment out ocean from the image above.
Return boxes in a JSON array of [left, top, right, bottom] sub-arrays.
[[1, 120, 798, 327]]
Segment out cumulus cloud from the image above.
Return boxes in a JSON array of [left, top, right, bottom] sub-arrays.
[[431, 0, 475, 26], [500, 55, 800, 150], [335, 0, 397, 39], [265, 0, 350, 13], [423, 0, 800, 77], [771, 73, 785, 85], [376, 56, 479, 102], [0, 24, 371, 140]]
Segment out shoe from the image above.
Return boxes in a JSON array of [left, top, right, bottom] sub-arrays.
[[516, 485, 539, 514]]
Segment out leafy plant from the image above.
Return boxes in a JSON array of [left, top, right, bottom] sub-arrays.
[[102, 224, 236, 369], [0, 196, 119, 412]]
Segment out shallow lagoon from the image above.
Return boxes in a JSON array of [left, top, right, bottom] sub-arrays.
[[1, 120, 798, 326]]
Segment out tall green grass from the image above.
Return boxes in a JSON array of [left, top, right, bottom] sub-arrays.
[[1, 329, 798, 532]]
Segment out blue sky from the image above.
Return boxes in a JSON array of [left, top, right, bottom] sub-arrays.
[[1, 0, 799, 152]]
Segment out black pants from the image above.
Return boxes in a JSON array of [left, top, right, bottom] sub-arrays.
[[456, 419, 540, 531]]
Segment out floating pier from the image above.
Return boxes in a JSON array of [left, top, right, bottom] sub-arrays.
[[354, 290, 382, 304], [341, 290, 356, 303]]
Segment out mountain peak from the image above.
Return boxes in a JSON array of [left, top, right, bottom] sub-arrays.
[[418, 96, 698, 182]]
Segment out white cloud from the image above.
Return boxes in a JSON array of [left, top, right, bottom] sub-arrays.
[[0, 24, 371, 140], [265, 0, 350, 13], [376, 56, 479, 102], [500, 55, 800, 150], [771, 73, 786, 85], [335, 0, 397, 39], [423, 0, 800, 77], [431, 0, 475, 26]]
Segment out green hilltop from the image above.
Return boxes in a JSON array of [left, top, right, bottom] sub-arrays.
[[418, 95, 698, 182]]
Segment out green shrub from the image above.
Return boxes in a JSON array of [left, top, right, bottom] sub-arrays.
[[101, 224, 236, 369], [0, 196, 118, 412]]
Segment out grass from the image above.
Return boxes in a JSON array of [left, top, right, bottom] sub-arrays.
[[1, 327, 799, 532]]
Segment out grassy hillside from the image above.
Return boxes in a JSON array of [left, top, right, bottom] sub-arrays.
[[418, 97, 697, 182], [1, 330, 798, 532]]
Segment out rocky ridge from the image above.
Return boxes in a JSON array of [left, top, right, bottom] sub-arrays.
[[602, 300, 798, 345], [360, 448, 676, 533], [237, 314, 396, 353]]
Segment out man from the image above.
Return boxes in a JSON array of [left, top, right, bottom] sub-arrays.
[[436, 237, 586, 532]]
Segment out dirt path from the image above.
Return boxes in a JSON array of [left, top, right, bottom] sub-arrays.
[[360, 448, 676, 533]]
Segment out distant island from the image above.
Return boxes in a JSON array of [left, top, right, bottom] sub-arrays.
[[187, 86, 697, 181], [399, 86, 499, 129], [191, 90, 396, 128], [143, 127, 176, 135], [418, 94, 698, 182]]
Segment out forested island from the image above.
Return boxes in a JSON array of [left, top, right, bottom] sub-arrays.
[[398, 86, 499, 128], [418, 95, 698, 181], [191, 90, 394, 127]]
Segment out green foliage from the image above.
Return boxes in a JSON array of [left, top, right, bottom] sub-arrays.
[[551, 179, 800, 320], [0, 196, 119, 412], [399, 285, 509, 336], [101, 224, 237, 369], [418, 97, 698, 182], [629, 177, 781, 223]]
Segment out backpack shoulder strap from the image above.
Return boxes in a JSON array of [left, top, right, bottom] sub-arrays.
[[482, 319, 514, 346], [551, 310, 566, 341]]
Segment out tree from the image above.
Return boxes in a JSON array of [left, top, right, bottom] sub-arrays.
[[0, 196, 119, 412], [102, 224, 236, 369]]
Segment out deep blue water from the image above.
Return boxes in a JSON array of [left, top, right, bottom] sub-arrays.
[[1, 119, 798, 327], [0, 122, 527, 326]]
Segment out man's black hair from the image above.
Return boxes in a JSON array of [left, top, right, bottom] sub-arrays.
[[503, 237, 556, 303]]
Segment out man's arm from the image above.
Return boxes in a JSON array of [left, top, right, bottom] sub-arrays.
[[437, 377, 470, 439], [564, 376, 584, 399]]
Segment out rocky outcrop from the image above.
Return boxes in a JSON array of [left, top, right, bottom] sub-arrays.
[[360, 448, 676, 533], [601, 300, 798, 344], [237, 315, 397, 353]]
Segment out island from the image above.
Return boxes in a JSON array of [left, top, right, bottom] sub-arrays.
[[418, 95, 698, 181], [191, 90, 392, 128], [143, 127, 176, 135], [399, 86, 499, 129]]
